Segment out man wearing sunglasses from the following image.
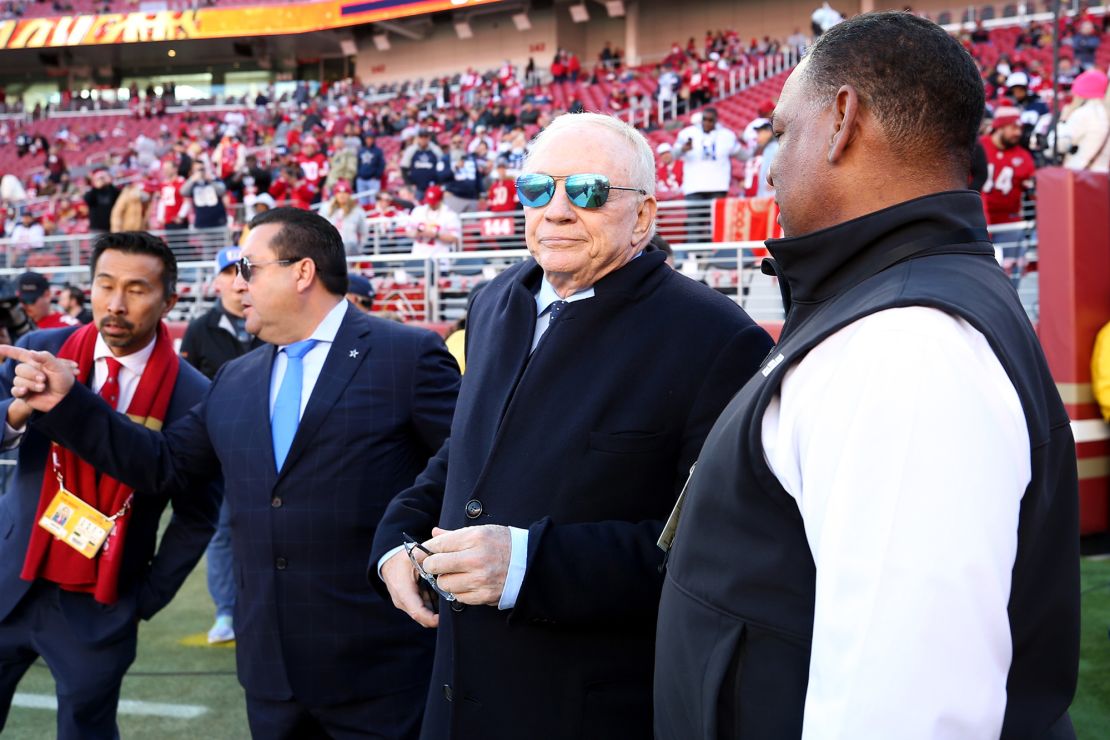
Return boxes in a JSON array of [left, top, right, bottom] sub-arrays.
[[3, 207, 462, 739], [372, 112, 773, 739]]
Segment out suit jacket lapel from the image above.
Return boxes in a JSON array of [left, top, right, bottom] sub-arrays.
[[276, 306, 371, 481], [249, 343, 280, 487]]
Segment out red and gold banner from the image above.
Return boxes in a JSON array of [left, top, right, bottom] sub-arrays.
[[711, 195, 783, 245], [0, 0, 503, 50]]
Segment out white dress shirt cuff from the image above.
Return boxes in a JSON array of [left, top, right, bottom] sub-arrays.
[[376, 544, 406, 581], [1, 420, 26, 451], [498, 526, 529, 610]]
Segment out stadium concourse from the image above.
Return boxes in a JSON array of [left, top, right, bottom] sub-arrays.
[[0, 0, 1106, 736]]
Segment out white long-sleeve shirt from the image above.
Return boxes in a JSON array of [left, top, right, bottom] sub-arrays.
[[762, 306, 1030, 739]]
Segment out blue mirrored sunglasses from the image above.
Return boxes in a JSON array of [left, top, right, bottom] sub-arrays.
[[515, 173, 647, 209]]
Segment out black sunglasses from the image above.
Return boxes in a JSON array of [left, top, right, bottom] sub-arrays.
[[515, 173, 647, 209], [235, 256, 302, 283]]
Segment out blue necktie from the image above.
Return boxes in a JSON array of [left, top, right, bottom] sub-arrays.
[[271, 338, 318, 471], [547, 300, 568, 325]]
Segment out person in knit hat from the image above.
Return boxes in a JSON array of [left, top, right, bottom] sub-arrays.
[[980, 105, 1036, 225]]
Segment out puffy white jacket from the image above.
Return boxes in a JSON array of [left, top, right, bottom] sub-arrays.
[[1060, 100, 1110, 172]]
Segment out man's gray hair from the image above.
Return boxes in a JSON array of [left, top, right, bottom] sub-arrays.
[[523, 112, 657, 196]]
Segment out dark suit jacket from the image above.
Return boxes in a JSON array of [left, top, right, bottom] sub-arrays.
[[179, 304, 263, 380], [370, 249, 774, 739], [0, 326, 220, 646], [35, 305, 461, 707]]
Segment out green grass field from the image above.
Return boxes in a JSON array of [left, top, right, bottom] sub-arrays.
[[4, 556, 1110, 737]]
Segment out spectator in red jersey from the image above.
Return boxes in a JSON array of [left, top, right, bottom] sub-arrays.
[[567, 52, 581, 82], [655, 143, 685, 200], [551, 54, 567, 84], [981, 106, 1036, 226], [268, 166, 315, 210], [213, 134, 244, 187], [484, 160, 518, 212], [296, 137, 328, 202], [153, 160, 188, 231]]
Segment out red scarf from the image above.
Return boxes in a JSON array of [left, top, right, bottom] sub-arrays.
[[21, 322, 179, 605]]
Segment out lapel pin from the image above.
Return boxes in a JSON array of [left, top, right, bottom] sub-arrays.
[[349, 349, 359, 358]]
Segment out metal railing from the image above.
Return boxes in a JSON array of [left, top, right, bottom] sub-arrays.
[[0, 205, 1038, 326]]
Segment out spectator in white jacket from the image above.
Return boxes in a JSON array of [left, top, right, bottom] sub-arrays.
[[675, 108, 741, 199], [1058, 69, 1110, 173]]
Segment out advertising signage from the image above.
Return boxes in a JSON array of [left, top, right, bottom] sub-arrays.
[[0, 0, 503, 50]]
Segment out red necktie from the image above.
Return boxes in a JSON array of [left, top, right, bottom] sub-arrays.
[[100, 357, 123, 411]]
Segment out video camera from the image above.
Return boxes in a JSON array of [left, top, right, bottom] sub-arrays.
[[0, 278, 35, 340]]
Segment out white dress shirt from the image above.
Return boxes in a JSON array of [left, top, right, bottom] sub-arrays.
[[3, 332, 156, 448], [93, 331, 156, 412], [761, 307, 1030, 739], [268, 298, 347, 420]]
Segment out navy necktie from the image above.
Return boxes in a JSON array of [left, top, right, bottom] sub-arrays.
[[271, 338, 318, 471], [548, 300, 569, 326]]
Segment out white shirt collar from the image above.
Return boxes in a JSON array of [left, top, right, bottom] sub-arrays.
[[281, 298, 347, 350], [94, 330, 156, 375]]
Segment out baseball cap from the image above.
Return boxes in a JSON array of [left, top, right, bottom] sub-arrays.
[[216, 247, 241, 273], [417, 128, 433, 137], [252, 193, 276, 210], [334, 180, 352, 194], [17, 272, 49, 303], [992, 105, 1022, 130], [1006, 72, 1030, 88], [656, 143, 673, 154], [424, 184, 444, 205], [754, 119, 773, 131], [347, 273, 375, 300]]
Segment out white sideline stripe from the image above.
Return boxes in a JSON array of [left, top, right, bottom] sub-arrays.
[[12, 692, 207, 719], [1072, 419, 1110, 444]]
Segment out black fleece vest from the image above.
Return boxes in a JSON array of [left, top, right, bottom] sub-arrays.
[[654, 191, 1079, 739]]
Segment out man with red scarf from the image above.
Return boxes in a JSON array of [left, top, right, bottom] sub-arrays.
[[0, 232, 219, 739]]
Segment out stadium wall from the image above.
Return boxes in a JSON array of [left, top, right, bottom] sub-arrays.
[[355, 8, 558, 83], [354, 0, 966, 83]]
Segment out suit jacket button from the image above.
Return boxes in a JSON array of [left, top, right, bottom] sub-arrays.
[[275, 557, 287, 570], [465, 499, 483, 519], [443, 684, 454, 702], [451, 600, 466, 613], [271, 497, 283, 508]]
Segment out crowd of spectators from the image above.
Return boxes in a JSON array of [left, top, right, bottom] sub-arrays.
[[1, 5, 1108, 258], [0, 28, 804, 254]]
